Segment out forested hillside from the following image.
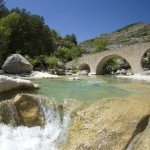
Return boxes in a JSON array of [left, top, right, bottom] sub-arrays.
[[0, 0, 83, 69]]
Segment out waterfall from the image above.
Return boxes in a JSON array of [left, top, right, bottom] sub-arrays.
[[7, 103, 17, 127]]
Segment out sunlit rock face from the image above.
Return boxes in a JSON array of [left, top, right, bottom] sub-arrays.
[[13, 94, 44, 127], [64, 98, 150, 150], [0, 94, 44, 127], [2, 54, 33, 74], [0, 76, 39, 94]]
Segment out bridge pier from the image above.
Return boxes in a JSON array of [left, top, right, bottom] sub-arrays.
[[130, 61, 143, 74]]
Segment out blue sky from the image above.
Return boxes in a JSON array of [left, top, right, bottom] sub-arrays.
[[5, 0, 150, 42]]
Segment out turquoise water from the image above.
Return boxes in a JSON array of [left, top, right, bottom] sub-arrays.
[[32, 76, 150, 103]]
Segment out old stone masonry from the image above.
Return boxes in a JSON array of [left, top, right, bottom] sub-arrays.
[[66, 42, 150, 74]]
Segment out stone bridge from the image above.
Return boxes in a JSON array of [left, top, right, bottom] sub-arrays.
[[66, 43, 150, 74]]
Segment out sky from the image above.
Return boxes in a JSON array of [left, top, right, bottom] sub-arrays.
[[5, 0, 150, 42]]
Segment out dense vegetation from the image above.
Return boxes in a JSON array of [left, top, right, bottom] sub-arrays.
[[0, 0, 83, 70]]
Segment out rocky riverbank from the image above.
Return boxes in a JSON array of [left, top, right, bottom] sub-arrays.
[[0, 70, 59, 79], [117, 74, 150, 82]]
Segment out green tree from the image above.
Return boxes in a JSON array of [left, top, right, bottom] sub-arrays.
[[0, 12, 21, 60], [54, 46, 71, 62], [71, 46, 83, 59], [0, 8, 55, 58], [10, 8, 54, 56], [64, 34, 77, 45], [0, 0, 8, 18]]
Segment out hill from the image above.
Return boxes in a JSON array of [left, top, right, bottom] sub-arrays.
[[80, 22, 150, 52]]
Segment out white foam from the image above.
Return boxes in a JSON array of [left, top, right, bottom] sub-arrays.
[[117, 74, 150, 82], [0, 103, 70, 150]]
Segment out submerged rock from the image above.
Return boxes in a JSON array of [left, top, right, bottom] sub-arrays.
[[0, 76, 39, 94], [64, 98, 150, 150], [2, 54, 33, 74], [67, 77, 81, 81]]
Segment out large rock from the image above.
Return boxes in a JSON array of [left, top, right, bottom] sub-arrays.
[[2, 54, 33, 74], [0, 94, 44, 127], [64, 98, 150, 150], [0, 76, 39, 94], [13, 94, 44, 127], [57, 61, 65, 70]]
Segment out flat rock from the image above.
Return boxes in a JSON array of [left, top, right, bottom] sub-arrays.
[[64, 98, 150, 150], [0, 76, 39, 94]]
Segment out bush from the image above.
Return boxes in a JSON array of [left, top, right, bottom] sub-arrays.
[[91, 39, 108, 54], [45, 56, 60, 69]]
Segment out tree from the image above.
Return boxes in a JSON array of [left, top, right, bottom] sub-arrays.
[[54, 46, 71, 62], [9, 8, 54, 56], [0, 12, 21, 60], [0, 0, 8, 18], [0, 8, 55, 58], [64, 34, 77, 45], [71, 46, 83, 59]]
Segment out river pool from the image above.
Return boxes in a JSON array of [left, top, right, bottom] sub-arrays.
[[32, 75, 150, 103]]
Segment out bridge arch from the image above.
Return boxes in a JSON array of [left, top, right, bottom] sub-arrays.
[[141, 48, 150, 70], [66, 43, 150, 74], [78, 63, 91, 72], [96, 54, 131, 75]]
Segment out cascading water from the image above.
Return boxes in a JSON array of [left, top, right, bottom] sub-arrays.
[[0, 96, 71, 150]]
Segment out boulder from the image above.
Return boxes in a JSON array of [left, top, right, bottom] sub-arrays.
[[2, 54, 33, 74], [120, 69, 127, 75], [64, 98, 150, 150], [126, 70, 133, 76], [0, 94, 44, 127], [56, 69, 66, 75], [13, 94, 44, 127], [116, 70, 121, 74], [57, 61, 65, 70], [0, 76, 39, 94]]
